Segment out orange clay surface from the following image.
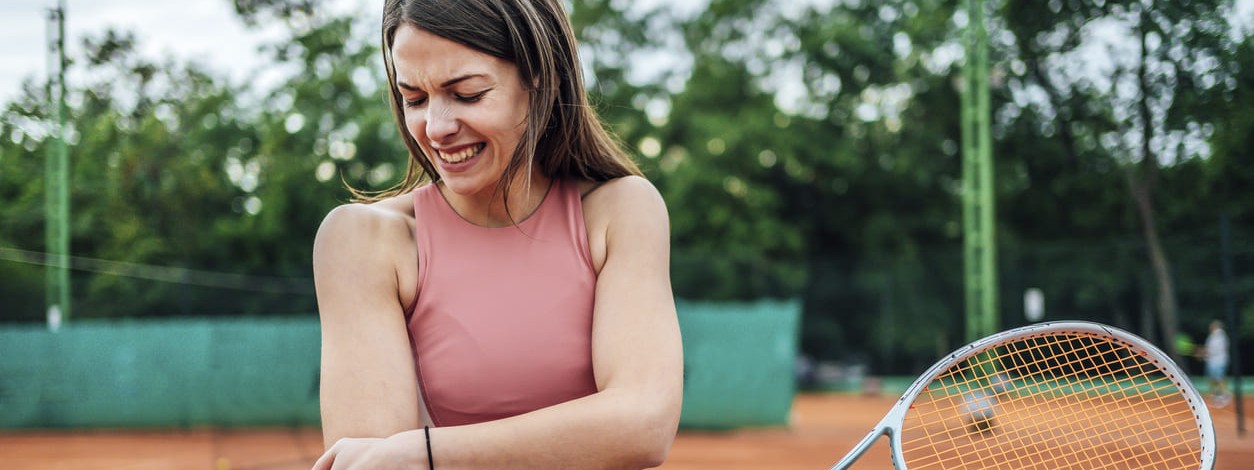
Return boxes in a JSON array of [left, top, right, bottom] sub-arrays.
[[1, 393, 1251, 470]]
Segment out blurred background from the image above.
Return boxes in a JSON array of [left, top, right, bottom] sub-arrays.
[[1, 0, 1252, 436]]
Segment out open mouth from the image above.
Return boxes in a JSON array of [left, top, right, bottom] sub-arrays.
[[437, 143, 486, 164]]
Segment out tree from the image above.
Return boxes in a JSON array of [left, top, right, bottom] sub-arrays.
[[1001, 0, 1242, 357], [0, 2, 400, 319]]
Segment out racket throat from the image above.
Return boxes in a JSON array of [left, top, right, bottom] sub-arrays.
[[829, 426, 893, 470]]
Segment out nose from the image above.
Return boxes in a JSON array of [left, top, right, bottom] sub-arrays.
[[424, 100, 460, 143]]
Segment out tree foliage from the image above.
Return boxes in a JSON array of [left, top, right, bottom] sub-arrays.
[[1, 0, 1251, 373]]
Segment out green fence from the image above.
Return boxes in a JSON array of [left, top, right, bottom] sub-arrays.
[[0, 318, 321, 428], [0, 301, 799, 429], [676, 299, 800, 428]]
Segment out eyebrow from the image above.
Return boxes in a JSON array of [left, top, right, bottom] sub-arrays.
[[396, 73, 488, 92]]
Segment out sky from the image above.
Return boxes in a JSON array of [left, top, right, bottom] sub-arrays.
[[0, 0, 707, 105], [0, 0, 370, 104], [0, 0, 1251, 106]]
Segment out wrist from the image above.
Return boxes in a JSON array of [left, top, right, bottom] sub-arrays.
[[424, 425, 435, 470], [382, 427, 432, 469]]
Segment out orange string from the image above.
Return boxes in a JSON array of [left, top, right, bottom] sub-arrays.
[[897, 331, 1203, 469]]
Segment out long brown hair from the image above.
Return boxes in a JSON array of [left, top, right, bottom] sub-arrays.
[[355, 0, 641, 203]]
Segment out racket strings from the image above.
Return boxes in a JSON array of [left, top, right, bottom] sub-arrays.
[[899, 332, 1203, 469], [988, 336, 1188, 469], [943, 335, 1193, 468], [992, 336, 1198, 469], [954, 335, 1198, 470], [906, 359, 1174, 468], [907, 339, 1125, 468]]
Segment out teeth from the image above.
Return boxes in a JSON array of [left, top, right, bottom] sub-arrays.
[[439, 144, 480, 163]]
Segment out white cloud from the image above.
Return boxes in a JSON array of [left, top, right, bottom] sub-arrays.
[[0, 2, 51, 103], [3, 0, 1250, 106], [1238, 0, 1254, 36], [0, 0, 370, 104]]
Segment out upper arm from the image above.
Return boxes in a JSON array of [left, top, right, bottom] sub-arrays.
[[313, 204, 420, 448], [585, 177, 683, 420]]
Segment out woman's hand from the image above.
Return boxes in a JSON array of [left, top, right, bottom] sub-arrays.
[[311, 436, 408, 470]]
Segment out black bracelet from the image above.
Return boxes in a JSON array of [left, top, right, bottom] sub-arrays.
[[424, 425, 434, 469]]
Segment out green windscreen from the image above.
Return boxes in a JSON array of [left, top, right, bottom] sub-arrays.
[[0, 301, 799, 429], [0, 318, 320, 428], [676, 300, 800, 429]]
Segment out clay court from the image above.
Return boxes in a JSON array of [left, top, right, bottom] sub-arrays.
[[2, 393, 1250, 469]]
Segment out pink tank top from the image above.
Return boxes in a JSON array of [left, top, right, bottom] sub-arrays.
[[405, 179, 598, 427]]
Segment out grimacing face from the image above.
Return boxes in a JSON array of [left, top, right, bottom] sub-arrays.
[[390, 23, 531, 201]]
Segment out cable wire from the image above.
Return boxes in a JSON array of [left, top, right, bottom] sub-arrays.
[[0, 245, 314, 295]]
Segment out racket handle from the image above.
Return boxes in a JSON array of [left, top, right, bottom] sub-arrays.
[[829, 427, 888, 470]]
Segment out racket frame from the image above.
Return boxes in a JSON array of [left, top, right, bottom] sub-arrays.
[[829, 321, 1216, 470]]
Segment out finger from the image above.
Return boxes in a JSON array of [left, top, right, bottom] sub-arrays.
[[311, 447, 337, 470]]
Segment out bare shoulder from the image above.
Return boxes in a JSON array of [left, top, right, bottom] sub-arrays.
[[317, 194, 413, 245], [581, 175, 668, 223], [313, 193, 416, 274], [581, 176, 669, 273]]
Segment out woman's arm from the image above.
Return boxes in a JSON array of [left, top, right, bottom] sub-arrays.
[[314, 203, 423, 448], [316, 177, 683, 469]]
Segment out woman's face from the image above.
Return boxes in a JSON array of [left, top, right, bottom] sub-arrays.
[[391, 24, 529, 199]]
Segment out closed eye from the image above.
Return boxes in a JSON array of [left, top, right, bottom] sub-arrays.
[[399, 87, 490, 108], [456, 89, 490, 103], [403, 96, 428, 108]]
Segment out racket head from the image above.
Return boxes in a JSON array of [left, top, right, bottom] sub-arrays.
[[880, 321, 1215, 469]]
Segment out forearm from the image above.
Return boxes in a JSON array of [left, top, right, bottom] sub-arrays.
[[386, 387, 678, 469]]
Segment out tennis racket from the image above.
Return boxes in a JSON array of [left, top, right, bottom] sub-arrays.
[[829, 321, 1215, 469]]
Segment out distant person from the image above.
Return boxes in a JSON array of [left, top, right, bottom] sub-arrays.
[[795, 354, 817, 389], [311, 0, 683, 468], [1198, 319, 1232, 407]]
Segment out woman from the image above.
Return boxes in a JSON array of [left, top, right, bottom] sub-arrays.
[[311, 0, 683, 468]]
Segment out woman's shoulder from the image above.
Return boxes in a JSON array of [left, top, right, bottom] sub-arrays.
[[578, 175, 662, 207], [579, 175, 667, 229], [321, 192, 414, 228], [314, 192, 416, 259]]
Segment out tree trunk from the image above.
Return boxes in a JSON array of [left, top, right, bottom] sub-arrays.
[[1127, 173, 1178, 357], [1131, 3, 1181, 362]]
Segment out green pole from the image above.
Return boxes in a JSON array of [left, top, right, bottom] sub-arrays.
[[45, 1, 70, 329], [975, 0, 997, 339], [962, 0, 997, 341]]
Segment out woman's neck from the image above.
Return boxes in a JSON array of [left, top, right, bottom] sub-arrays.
[[440, 172, 553, 228]]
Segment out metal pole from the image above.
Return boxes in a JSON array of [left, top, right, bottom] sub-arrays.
[[963, 0, 997, 341], [45, 0, 70, 329], [1220, 212, 1245, 435], [975, 0, 997, 338], [962, 0, 978, 342]]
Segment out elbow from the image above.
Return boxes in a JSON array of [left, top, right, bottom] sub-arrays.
[[637, 441, 673, 469], [621, 426, 676, 469], [644, 410, 680, 468], [622, 393, 681, 469], [631, 434, 673, 469]]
